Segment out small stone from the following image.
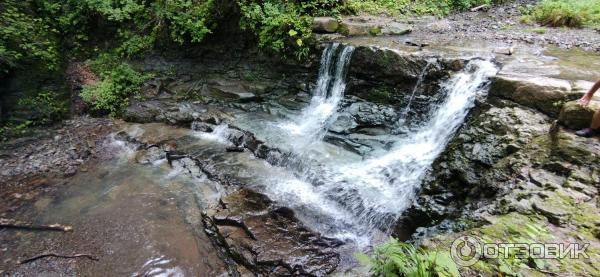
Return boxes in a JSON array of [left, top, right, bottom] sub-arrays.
[[64, 167, 77, 177]]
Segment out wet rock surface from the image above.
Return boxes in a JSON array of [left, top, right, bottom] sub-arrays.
[[0, 117, 115, 215], [203, 189, 342, 276], [396, 90, 600, 275], [112, 124, 346, 276]]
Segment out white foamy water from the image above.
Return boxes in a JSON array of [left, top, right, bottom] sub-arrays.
[[192, 124, 231, 144], [272, 58, 498, 242], [280, 43, 355, 148]]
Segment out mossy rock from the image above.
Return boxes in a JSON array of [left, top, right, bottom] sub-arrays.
[[558, 100, 599, 130], [368, 26, 381, 36]]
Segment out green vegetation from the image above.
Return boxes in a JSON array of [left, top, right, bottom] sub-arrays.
[[80, 54, 151, 116], [238, 0, 315, 60], [524, 0, 600, 28], [357, 238, 459, 277], [0, 0, 60, 75]]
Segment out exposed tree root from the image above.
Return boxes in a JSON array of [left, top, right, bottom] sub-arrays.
[[19, 253, 98, 264], [0, 218, 73, 232]]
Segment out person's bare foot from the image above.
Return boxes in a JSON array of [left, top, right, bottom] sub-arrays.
[[575, 128, 600, 137]]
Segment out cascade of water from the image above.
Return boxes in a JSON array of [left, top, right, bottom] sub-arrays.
[[188, 47, 498, 245], [320, 60, 499, 234], [256, 58, 498, 245], [268, 60, 498, 243], [280, 44, 355, 147]]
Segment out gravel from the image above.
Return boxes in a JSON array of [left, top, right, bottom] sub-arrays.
[[412, 0, 600, 51]]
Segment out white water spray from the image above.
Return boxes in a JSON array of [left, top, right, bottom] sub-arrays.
[[280, 43, 355, 147], [271, 58, 498, 242]]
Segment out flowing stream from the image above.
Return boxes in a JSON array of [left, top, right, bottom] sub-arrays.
[[1, 42, 500, 276]]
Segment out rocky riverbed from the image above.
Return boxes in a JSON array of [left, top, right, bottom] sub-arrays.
[[2, 4, 600, 275]]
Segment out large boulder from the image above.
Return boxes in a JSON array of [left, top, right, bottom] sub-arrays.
[[349, 46, 430, 84], [313, 17, 339, 33], [490, 75, 575, 117], [394, 99, 552, 238]]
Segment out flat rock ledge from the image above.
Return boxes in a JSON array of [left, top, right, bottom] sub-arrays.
[[490, 74, 600, 129], [313, 16, 412, 37]]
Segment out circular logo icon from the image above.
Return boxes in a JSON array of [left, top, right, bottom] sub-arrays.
[[451, 235, 482, 267]]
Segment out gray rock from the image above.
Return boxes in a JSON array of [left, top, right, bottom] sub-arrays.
[[313, 17, 339, 33], [203, 189, 342, 276], [490, 75, 573, 117]]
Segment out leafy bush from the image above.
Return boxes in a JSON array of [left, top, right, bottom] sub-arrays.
[[238, 0, 316, 60], [357, 238, 460, 277], [531, 0, 600, 28], [80, 54, 151, 116], [81, 0, 218, 57]]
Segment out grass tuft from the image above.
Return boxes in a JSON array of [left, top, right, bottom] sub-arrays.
[[531, 0, 600, 28]]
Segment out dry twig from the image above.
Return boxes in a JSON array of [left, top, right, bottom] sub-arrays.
[[0, 218, 73, 232]]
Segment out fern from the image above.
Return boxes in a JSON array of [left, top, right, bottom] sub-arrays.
[[357, 238, 460, 277]]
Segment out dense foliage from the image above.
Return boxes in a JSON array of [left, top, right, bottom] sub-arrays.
[[357, 238, 459, 277], [0, 0, 60, 75], [1, 0, 512, 77]]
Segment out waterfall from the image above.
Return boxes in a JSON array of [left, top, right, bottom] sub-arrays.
[[280, 43, 355, 147], [324, 59, 499, 234], [191, 44, 498, 245], [267, 59, 498, 244]]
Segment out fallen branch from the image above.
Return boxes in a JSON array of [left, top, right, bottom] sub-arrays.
[[19, 253, 98, 264], [0, 218, 73, 232], [470, 4, 490, 12]]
